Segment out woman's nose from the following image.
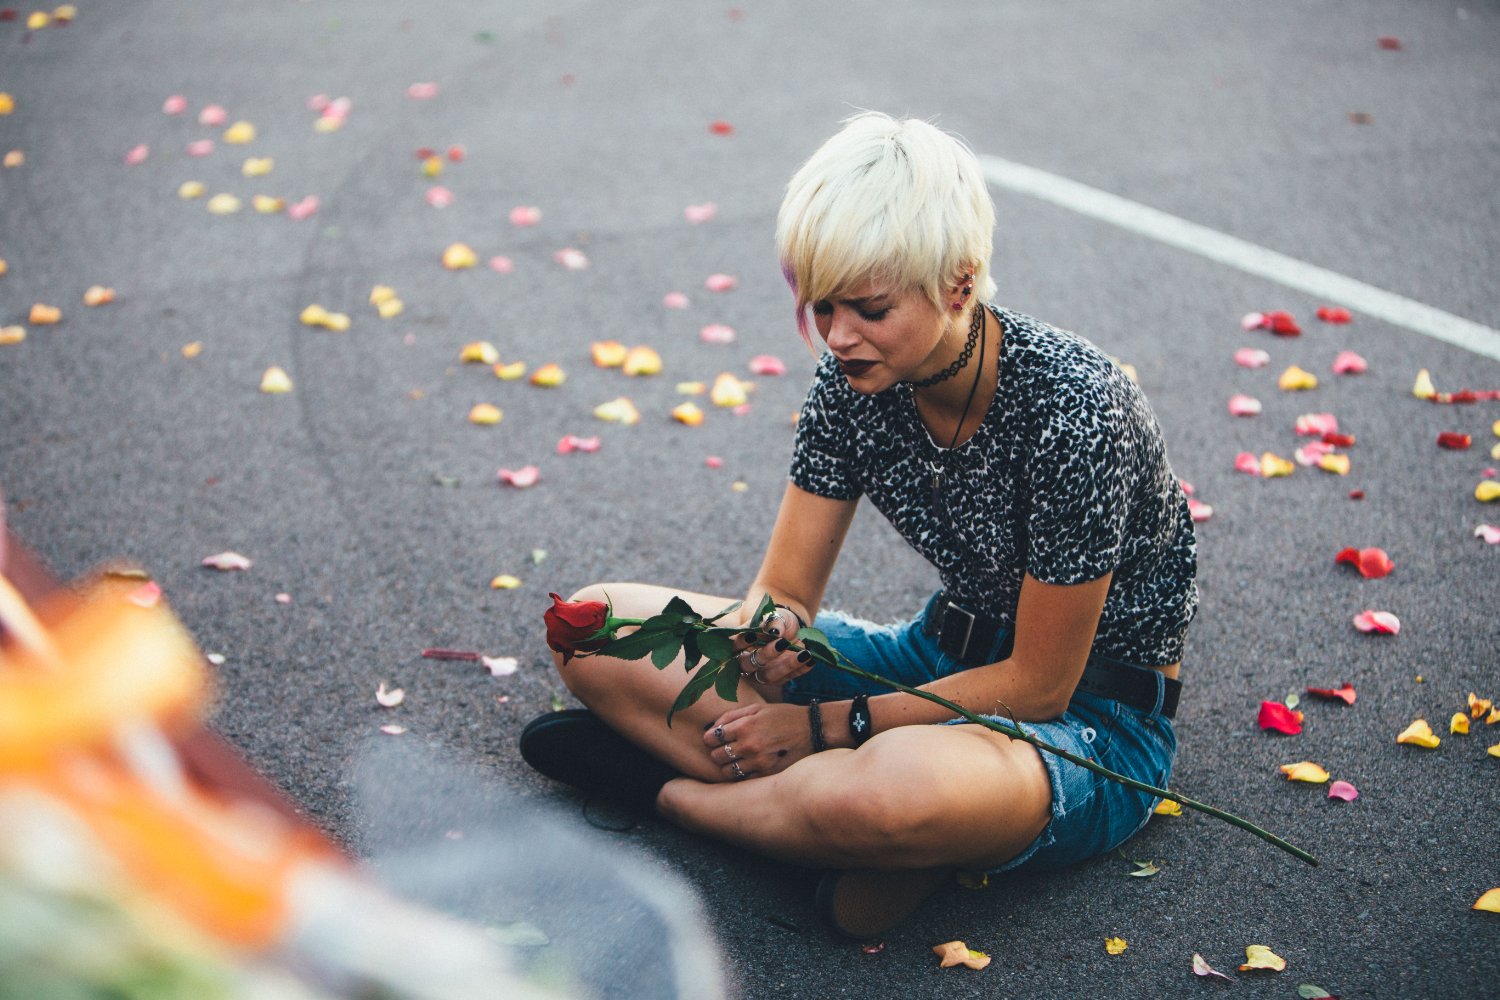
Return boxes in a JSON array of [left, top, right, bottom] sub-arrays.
[[822, 310, 860, 351]]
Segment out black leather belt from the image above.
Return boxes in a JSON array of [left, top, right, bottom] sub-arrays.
[[920, 592, 1180, 719]]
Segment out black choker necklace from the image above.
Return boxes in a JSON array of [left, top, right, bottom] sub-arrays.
[[929, 305, 987, 509], [904, 302, 983, 389]]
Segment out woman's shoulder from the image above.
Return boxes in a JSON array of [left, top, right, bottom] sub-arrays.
[[995, 306, 1136, 408]]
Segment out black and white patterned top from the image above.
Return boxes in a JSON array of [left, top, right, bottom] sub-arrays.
[[790, 305, 1198, 666]]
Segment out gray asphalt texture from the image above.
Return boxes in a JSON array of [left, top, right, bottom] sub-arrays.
[[3, 2, 1499, 997]]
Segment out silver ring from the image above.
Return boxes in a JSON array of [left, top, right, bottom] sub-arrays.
[[753, 670, 767, 685], [767, 607, 790, 636], [730, 762, 746, 780], [723, 744, 738, 761], [747, 646, 764, 670], [713, 725, 726, 746]]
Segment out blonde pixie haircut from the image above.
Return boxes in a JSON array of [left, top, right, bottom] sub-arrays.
[[777, 112, 997, 343]]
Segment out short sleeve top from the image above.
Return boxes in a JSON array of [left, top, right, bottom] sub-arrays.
[[790, 305, 1198, 666]]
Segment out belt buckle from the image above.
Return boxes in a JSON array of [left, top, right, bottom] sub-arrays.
[[938, 601, 976, 661]]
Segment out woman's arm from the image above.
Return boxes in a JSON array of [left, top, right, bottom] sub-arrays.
[[821, 571, 1112, 745]]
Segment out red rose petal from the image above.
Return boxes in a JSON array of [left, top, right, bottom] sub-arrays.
[[1436, 432, 1471, 450], [1377, 36, 1402, 50], [1306, 683, 1357, 705], [1265, 311, 1302, 336], [1335, 546, 1393, 579], [1316, 306, 1352, 324], [709, 120, 735, 135], [1258, 701, 1304, 735], [1353, 610, 1400, 635], [1322, 432, 1356, 447]]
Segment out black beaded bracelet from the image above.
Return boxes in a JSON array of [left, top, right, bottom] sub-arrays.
[[808, 698, 828, 753], [848, 694, 873, 747], [774, 602, 807, 633]]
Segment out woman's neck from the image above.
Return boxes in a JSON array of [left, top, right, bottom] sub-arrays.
[[913, 303, 998, 448]]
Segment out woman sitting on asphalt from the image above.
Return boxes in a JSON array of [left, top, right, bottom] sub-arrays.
[[520, 111, 1198, 939]]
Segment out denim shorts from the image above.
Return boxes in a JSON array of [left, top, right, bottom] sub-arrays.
[[782, 596, 1178, 874]]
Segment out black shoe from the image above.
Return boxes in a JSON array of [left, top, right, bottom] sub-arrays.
[[519, 709, 679, 810], [814, 868, 951, 940]]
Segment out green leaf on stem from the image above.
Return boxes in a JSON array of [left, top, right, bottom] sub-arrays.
[[599, 626, 677, 662], [696, 628, 738, 662], [751, 593, 777, 626], [681, 632, 702, 673], [651, 640, 680, 670], [704, 600, 744, 624], [796, 626, 836, 662], [668, 660, 723, 725], [662, 595, 698, 621], [714, 657, 742, 703]]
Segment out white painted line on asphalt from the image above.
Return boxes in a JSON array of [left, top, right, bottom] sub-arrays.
[[979, 154, 1500, 363]]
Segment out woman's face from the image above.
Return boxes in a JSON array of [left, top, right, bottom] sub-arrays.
[[811, 282, 949, 393]]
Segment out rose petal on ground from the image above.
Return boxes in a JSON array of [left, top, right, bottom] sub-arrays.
[[1353, 609, 1400, 634], [594, 397, 640, 425], [700, 323, 736, 344], [530, 363, 566, 387], [1474, 888, 1500, 911], [1377, 36, 1402, 50], [490, 575, 522, 590], [260, 366, 293, 393], [468, 403, 502, 426], [369, 285, 397, 305], [591, 340, 627, 367], [460, 341, 500, 364], [1193, 954, 1236, 982], [443, 243, 477, 269], [623, 346, 663, 376], [425, 185, 454, 208], [1450, 712, 1470, 734], [1105, 937, 1127, 955], [493, 361, 526, 380], [202, 551, 252, 571], [1241, 312, 1266, 331], [705, 455, 724, 469], [1295, 442, 1333, 467], [554, 248, 589, 270], [711, 372, 750, 408], [1228, 394, 1262, 416], [509, 205, 542, 226], [684, 202, 717, 224], [275, 593, 292, 604], [1187, 498, 1213, 522], [381, 724, 407, 736], [1437, 432, 1471, 450], [749, 354, 787, 376], [1322, 431, 1356, 447], [671, 401, 705, 426], [422, 156, 443, 178], [1335, 546, 1393, 578], [1280, 761, 1329, 783], [241, 156, 273, 178], [1259, 701, 1304, 734], [222, 121, 255, 144], [123, 143, 149, 165], [662, 291, 690, 309], [1396, 718, 1439, 748], [376, 682, 405, 708], [1179, 481, 1195, 495], [1266, 311, 1302, 336], [1487, 707, 1500, 725], [83, 286, 114, 307], [705, 273, 737, 292], [676, 381, 706, 395], [206, 193, 241, 215], [556, 434, 601, 454], [198, 104, 227, 125], [1306, 683, 1357, 705], [0, 326, 24, 345], [1153, 799, 1182, 816], [1234, 347, 1271, 368], [162, 94, 187, 115], [1412, 369, 1436, 399], [1234, 451, 1261, 476], [29, 304, 60, 325], [176, 180, 205, 200], [709, 120, 735, 136], [488, 256, 514, 273], [483, 655, 520, 677], [185, 138, 215, 157], [932, 941, 990, 970], [1295, 413, 1338, 437], [407, 82, 440, 99], [1261, 452, 1295, 477], [1332, 350, 1367, 375], [1318, 453, 1351, 475], [1469, 693, 1494, 718], [1316, 306, 1352, 324], [2, 150, 22, 169], [1239, 945, 1288, 972], [1278, 365, 1318, 391], [1328, 780, 1359, 802], [252, 195, 285, 215], [1478, 481, 1500, 502], [287, 196, 319, 221], [497, 466, 539, 488]]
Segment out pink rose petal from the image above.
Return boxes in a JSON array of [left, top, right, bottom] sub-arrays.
[[497, 465, 540, 488], [185, 139, 215, 157], [307, 93, 330, 112], [556, 434, 601, 454], [124, 144, 149, 165], [198, 104, 227, 126], [1234, 451, 1262, 476], [287, 196, 319, 221], [1179, 480, 1195, 496], [1353, 610, 1400, 635], [482, 655, 519, 677], [162, 95, 187, 115], [275, 592, 292, 604], [201, 551, 252, 571], [699, 323, 736, 345], [324, 96, 352, 121], [683, 202, 717, 224], [1227, 394, 1262, 417], [425, 185, 453, 208], [488, 256, 514, 273], [704, 273, 738, 292], [1258, 700, 1303, 735], [733, 403, 752, 416], [508, 205, 541, 226], [662, 291, 690, 309], [1474, 524, 1500, 545], [406, 82, 440, 99], [749, 354, 787, 376], [554, 248, 589, 270], [375, 682, 406, 708], [380, 724, 407, 736], [1187, 498, 1213, 522], [1240, 312, 1266, 331], [1294, 441, 1335, 467], [1332, 350, 1367, 375], [1294, 413, 1339, 437], [1234, 347, 1271, 369], [1327, 780, 1359, 802], [705, 456, 724, 469]]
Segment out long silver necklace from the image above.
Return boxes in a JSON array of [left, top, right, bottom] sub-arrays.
[[927, 304, 987, 509]]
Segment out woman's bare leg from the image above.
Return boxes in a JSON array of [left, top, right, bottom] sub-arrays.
[[554, 582, 766, 783]]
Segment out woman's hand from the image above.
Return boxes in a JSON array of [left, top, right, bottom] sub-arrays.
[[730, 605, 810, 689], [702, 702, 815, 780]]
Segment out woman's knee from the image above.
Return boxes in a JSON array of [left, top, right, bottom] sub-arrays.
[[804, 744, 945, 856]]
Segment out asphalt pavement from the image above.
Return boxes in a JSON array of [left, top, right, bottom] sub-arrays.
[[2, 2, 1498, 997]]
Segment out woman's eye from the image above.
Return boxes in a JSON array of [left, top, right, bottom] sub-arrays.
[[858, 307, 890, 322], [811, 301, 833, 316]]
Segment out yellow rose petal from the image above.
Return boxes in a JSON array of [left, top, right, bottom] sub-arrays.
[[0, 326, 25, 345], [1278, 365, 1318, 391], [82, 286, 115, 307], [1105, 937, 1127, 956], [181, 342, 202, 358], [376, 297, 403, 319], [671, 401, 705, 426], [53, 6, 78, 23], [323, 312, 350, 332], [28, 304, 60, 325], [594, 397, 641, 425], [1396, 718, 1440, 748], [26, 12, 48, 30], [530, 362, 566, 387], [1412, 368, 1436, 399], [222, 120, 256, 144], [710, 371, 749, 408], [1239, 944, 1287, 972], [1450, 712, 1470, 735], [460, 340, 500, 365], [0, 93, 13, 115], [591, 340, 627, 367], [676, 381, 706, 395], [422, 155, 443, 177], [299, 304, 330, 327], [241, 156, 274, 177], [313, 115, 343, 133], [442, 242, 477, 269], [369, 285, 397, 306], [178, 180, 205, 199], [2, 150, 22, 168], [490, 574, 522, 590], [1477, 481, 1500, 503], [623, 345, 663, 376], [1279, 761, 1330, 783], [1152, 799, 1182, 816], [1475, 888, 1500, 911], [0, 258, 7, 275], [468, 403, 502, 425], [1487, 707, 1500, 726], [493, 360, 526, 380], [1318, 453, 1350, 475], [1260, 452, 1295, 478], [260, 366, 293, 393], [206, 193, 242, 215], [1489, 743, 1500, 759], [252, 194, 284, 214]]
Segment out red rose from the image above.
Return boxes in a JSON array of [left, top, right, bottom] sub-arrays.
[[544, 593, 611, 663]]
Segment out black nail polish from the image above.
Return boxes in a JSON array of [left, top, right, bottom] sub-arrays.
[[775, 639, 790, 652], [797, 651, 812, 663]]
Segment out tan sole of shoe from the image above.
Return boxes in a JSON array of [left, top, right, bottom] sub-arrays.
[[816, 868, 951, 940]]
